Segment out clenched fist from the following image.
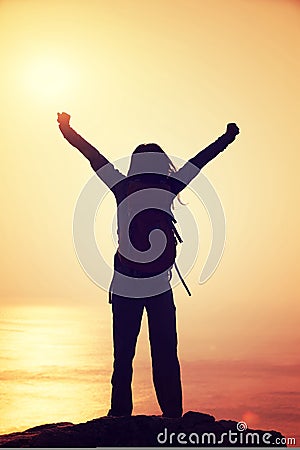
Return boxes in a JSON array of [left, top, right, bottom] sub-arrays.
[[226, 123, 240, 137], [57, 112, 71, 126]]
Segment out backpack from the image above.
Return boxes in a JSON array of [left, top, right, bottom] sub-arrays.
[[116, 176, 175, 273], [116, 176, 191, 295]]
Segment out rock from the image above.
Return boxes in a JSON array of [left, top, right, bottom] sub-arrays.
[[0, 411, 286, 447]]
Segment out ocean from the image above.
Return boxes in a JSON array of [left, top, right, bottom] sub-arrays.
[[0, 304, 299, 447]]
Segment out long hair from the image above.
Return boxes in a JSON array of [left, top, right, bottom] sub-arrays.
[[127, 143, 184, 206], [127, 143, 177, 177]]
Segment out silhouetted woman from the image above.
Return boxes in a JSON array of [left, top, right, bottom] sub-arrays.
[[57, 112, 239, 418]]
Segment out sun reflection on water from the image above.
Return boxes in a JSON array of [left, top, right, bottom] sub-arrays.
[[0, 304, 299, 446], [0, 304, 112, 434]]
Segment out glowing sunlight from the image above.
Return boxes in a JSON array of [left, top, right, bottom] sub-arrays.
[[23, 56, 74, 101]]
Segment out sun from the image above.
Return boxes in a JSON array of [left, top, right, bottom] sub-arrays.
[[24, 56, 74, 101]]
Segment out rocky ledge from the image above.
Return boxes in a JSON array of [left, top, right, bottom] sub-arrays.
[[0, 411, 286, 447]]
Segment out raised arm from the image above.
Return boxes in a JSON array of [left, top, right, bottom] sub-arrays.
[[57, 112, 111, 171], [57, 112, 125, 189], [171, 123, 240, 194], [189, 123, 239, 169]]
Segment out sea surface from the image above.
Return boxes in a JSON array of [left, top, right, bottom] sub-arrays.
[[0, 304, 299, 447]]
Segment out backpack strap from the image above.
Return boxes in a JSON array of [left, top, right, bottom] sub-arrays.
[[171, 220, 192, 296], [174, 261, 192, 297], [171, 218, 183, 243]]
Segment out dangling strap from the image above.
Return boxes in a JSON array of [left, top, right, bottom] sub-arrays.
[[171, 218, 183, 243], [174, 262, 192, 297], [173, 225, 183, 243], [171, 220, 191, 296]]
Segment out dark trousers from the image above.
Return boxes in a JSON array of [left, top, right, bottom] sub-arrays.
[[109, 289, 182, 417]]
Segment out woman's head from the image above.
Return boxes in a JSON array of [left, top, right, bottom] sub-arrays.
[[127, 143, 176, 177]]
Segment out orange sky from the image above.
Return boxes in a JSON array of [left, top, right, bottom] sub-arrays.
[[1, 0, 300, 365]]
